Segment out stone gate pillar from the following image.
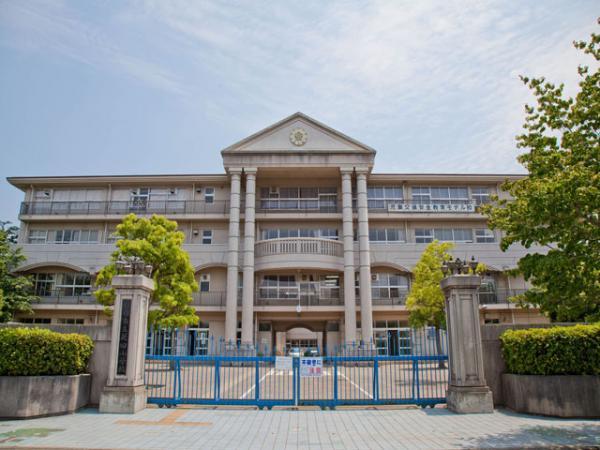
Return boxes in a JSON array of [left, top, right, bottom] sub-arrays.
[[99, 274, 155, 414], [442, 274, 493, 413]]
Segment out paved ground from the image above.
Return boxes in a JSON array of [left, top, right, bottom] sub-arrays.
[[1, 406, 599, 449]]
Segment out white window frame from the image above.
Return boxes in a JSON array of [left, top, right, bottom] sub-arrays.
[[472, 187, 491, 205], [415, 228, 434, 243], [367, 186, 403, 209], [369, 228, 406, 242], [204, 187, 215, 204], [199, 274, 210, 292], [475, 228, 495, 243], [202, 230, 213, 244], [28, 230, 48, 244]]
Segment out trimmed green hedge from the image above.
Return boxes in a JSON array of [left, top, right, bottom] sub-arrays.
[[500, 324, 600, 376], [0, 328, 94, 376]]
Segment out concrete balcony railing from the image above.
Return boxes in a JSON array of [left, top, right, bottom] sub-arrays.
[[19, 200, 230, 216], [255, 238, 343, 258]]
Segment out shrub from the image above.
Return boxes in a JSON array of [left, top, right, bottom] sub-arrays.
[[500, 324, 600, 376], [0, 328, 94, 376]]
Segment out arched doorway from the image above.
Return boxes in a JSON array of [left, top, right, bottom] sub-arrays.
[[285, 327, 319, 354]]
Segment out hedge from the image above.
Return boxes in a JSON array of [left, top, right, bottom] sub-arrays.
[[500, 324, 600, 376], [0, 328, 94, 376]]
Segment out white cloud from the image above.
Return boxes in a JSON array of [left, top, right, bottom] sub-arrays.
[[1, 0, 596, 172]]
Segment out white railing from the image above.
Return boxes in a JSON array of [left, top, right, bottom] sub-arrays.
[[255, 238, 343, 258]]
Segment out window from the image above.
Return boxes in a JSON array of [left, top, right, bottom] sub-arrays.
[[259, 275, 298, 299], [28, 230, 48, 244], [371, 272, 409, 299], [53, 229, 99, 244], [34, 274, 55, 296], [260, 228, 339, 240], [475, 229, 495, 243], [415, 228, 472, 243], [367, 186, 403, 209], [259, 187, 337, 211], [472, 187, 491, 205], [55, 230, 79, 244], [202, 230, 213, 244], [484, 318, 500, 324], [130, 188, 149, 210], [204, 187, 215, 204], [57, 318, 84, 325], [412, 186, 469, 205], [369, 228, 406, 242], [199, 274, 210, 292], [20, 317, 51, 324], [55, 273, 92, 296], [258, 322, 272, 332], [415, 229, 434, 243], [34, 189, 51, 199]]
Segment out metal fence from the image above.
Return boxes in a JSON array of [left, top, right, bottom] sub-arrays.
[[144, 327, 448, 408]]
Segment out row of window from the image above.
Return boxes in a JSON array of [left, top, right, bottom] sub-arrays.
[[258, 186, 492, 204], [29, 229, 100, 244], [20, 317, 84, 325], [28, 227, 496, 244]]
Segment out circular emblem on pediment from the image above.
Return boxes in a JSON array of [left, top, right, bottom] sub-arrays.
[[289, 128, 308, 146]]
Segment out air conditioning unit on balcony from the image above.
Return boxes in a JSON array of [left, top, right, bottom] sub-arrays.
[[269, 187, 279, 195], [169, 188, 178, 195]]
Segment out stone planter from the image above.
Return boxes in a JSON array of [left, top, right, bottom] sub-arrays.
[[502, 373, 600, 418], [0, 374, 91, 419]]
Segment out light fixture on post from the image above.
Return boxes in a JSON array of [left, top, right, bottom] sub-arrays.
[[116, 256, 153, 277], [442, 256, 479, 276]]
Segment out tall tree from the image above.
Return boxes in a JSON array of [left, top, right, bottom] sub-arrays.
[[406, 241, 454, 365], [0, 221, 19, 244], [0, 227, 36, 322], [482, 24, 600, 322], [95, 214, 199, 327]]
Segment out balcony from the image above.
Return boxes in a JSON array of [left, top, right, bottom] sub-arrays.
[[478, 289, 527, 305], [256, 199, 338, 213], [19, 200, 229, 217], [33, 292, 99, 306], [365, 199, 478, 214], [254, 238, 344, 271]]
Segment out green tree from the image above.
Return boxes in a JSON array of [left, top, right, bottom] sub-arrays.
[[482, 24, 600, 322], [95, 214, 199, 327], [406, 241, 454, 366], [0, 221, 19, 244], [0, 227, 36, 322]]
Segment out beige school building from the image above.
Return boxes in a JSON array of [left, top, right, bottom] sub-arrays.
[[7, 112, 547, 355]]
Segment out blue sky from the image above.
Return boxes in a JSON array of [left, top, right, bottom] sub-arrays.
[[0, 1, 597, 224]]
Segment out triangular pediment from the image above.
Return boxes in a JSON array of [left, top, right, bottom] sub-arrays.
[[222, 112, 376, 154]]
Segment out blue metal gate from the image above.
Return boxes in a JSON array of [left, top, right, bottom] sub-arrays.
[[144, 329, 448, 408]]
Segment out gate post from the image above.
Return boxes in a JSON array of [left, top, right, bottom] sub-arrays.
[[99, 273, 154, 413], [442, 274, 493, 413]]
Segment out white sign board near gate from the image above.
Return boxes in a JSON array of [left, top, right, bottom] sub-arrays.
[[275, 356, 293, 371], [300, 357, 323, 377]]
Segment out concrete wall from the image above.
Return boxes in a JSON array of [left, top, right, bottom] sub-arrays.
[[0, 374, 90, 419], [0, 323, 112, 406], [480, 323, 576, 406], [503, 374, 600, 418]]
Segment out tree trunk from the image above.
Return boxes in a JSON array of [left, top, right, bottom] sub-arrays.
[[435, 327, 446, 369]]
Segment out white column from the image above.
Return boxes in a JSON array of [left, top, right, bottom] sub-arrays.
[[356, 171, 373, 345], [241, 168, 257, 346], [225, 169, 242, 343], [341, 169, 357, 344]]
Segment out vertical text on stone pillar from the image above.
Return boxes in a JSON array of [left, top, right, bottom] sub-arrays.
[[117, 299, 132, 375]]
